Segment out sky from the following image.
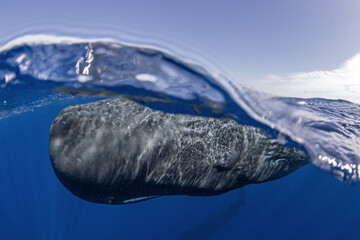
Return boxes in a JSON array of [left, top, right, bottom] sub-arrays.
[[1, 0, 360, 102]]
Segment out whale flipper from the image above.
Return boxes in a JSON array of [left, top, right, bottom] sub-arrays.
[[121, 196, 160, 204]]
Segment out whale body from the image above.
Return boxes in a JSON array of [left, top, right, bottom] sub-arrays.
[[49, 97, 309, 204]]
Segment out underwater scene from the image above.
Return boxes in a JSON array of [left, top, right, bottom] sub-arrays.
[[1, 1, 360, 240]]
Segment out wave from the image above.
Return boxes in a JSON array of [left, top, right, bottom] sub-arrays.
[[1, 35, 359, 183]]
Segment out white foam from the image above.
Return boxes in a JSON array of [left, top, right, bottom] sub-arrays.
[[135, 73, 157, 82], [0, 34, 116, 53]]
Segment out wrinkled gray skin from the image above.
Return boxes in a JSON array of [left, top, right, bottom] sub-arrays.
[[49, 97, 309, 204]]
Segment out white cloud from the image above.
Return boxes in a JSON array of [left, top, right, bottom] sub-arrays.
[[254, 53, 360, 104]]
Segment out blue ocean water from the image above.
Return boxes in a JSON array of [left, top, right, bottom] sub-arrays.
[[1, 36, 360, 239]]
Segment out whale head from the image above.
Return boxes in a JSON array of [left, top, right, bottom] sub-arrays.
[[237, 136, 309, 184]]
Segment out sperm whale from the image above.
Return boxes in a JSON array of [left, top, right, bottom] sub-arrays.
[[49, 97, 309, 204]]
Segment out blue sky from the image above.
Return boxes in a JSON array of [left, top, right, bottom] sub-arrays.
[[1, 0, 359, 101]]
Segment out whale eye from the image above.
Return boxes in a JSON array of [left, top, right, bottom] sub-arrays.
[[61, 121, 67, 126], [274, 158, 290, 171]]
